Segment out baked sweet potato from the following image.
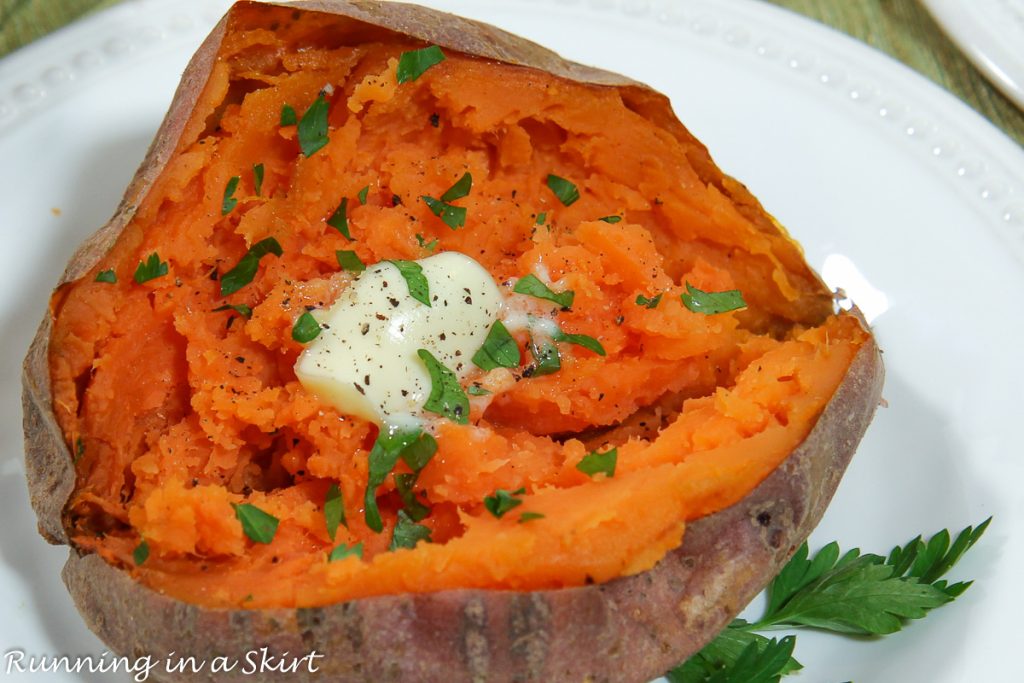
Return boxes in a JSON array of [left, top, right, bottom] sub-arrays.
[[23, 1, 884, 681]]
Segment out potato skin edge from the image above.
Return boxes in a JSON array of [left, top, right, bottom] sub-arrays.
[[22, 1, 884, 681]]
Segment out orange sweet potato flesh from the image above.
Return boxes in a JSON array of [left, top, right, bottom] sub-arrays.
[[23, 1, 883, 680]]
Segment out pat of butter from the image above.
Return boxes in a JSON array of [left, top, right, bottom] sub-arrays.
[[295, 252, 502, 424]]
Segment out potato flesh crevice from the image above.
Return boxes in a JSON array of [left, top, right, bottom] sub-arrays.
[[50, 6, 863, 608]]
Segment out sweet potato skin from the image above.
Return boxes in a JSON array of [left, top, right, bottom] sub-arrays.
[[23, 1, 883, 680]]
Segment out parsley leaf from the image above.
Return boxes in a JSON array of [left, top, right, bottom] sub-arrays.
[[422, 195, 467, 230], [513, 274, 574, 309], [357, 185, 369, 205], [387, 259, 431, 306], [95, 269, 117, 284], [668, 631, 799, 683], [441, 172, 472, 202], [484, 487, 526, 518], [553, 329, 605, 356], [546, 174, 580, 206], [536, 212, 547, 225], [417, 349, 469, 424], [518, 512, 545, 523], [472, 320, 521, 370], [324, 483, 345, 541], [280, 104, 297, 126], [416, 233, 439, 252], [395, 473, 431, 522], [133, 252, 168, 284], [253, 163, 264, 197], [327, 197, 353, 240], [363, 427, 435, 532], [74, 437, 85, 463], [636, 293, 662, 309], [213, 303, 253, 319], [598, 215, 622, 223], [467, 385, 491, 396], [220, 237, 283, 296], [232, 503, 279, 544], [297, 93, 330, 157], [681, 282, 746, 315], [576, 448, 617, 477], [221, 177, 241, 216], [336, 250, 365, 272], [396, 45, 446, 83], [292, 311, 322, 343], [527, 336, 561, 377], [328, 542, 363, 562], [389, 509, 432, 550], [398, 431, 438, 472], [133, 539, 149, 566]]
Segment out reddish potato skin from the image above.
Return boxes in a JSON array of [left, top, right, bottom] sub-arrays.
[[23, 2, 884, 681]]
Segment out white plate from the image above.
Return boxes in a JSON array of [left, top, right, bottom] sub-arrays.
[[922, 0, 1024, 111], [2, 0, 1023, 681]]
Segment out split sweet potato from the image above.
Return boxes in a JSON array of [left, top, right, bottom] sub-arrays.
[[22, 1, 883, 681]]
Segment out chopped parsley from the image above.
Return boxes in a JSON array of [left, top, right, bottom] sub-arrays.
[[253, 163, 265, 196], [513, 274, 574, 309], [364, 427, 436, 532], [681, 282, 747, 315], [528, 336, 561, 377], [212, 303, 253, 319], [576, 447, 617, 477], [133, 252, 168, 284], [328, 542, 363, 562], [291, 311, 322, 343], [636, 293, 662, 309], [440, 172, 472, 202], [467, 385, 491, 396], [421, 196, 466, 229], [387, 259, 431, 307], [472, 320, 521, 371], [598, 215, 622, 223], [324, 483, 346, 541], [221, 177, 241, 216], [94, 269, 117, 284], [484, 487, 526, 518], [219, 237, 283, 296], [133, 539, 149, 566], [546, 174, 580, 206], [357, 185, 369, 205], [536, 212, 547, 225], [389, 509, 432, 550], [395, 473, 431, 522], [327, 197, 353, 240], [297, 93, 330, 157], [336, 250, 366, 272], [232, 503, 279, 544], [415, 233, 439, 252], [417, 349, 469, 424], [552, 329, 605, 356], [396, 45, 446, 84], [280, 104, 297, 126], [518, 512, 546, 523]]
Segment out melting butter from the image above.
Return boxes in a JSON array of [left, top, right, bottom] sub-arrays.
[[295, 252, 502, 424]]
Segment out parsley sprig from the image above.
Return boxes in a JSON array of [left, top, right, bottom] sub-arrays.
[[668, 519, 990, 682]]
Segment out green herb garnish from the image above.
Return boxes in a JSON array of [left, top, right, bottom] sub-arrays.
[[484, 487, 526, 519], [327, 197, 352, 240], [328, 542, 363, 562], [357, 185, 369, 205], [396, 45, 446, 84], [553, 329, 605, 356], [232, 503, 279, 544], [636, 293, 662, 309], [518, 512, 545, 523], [440, 172, 472, 202], [389, 509, 432, 550], [415, 233, 439, 252], [417, 349, 469, 424], [535, 212, 546, 225], [681, 282, 746, 315], [576, 448, 617, 477], [222, 176, 241, 216], [668, 519, 991, 682], [467, 385, 491, 396], [297, 93, 330, 157], [422, 195, 467, 230], [546, 174, 580, 206], [324, 483, 345, 541], [292, 311, 322, 343], [253, 163, 265, 197], [335, 250, 366, 272], [399, 431, 438, 473], [219, 237, 283, 296], [513, 274, 574, 309], [528, 336, 561, 377], [133, 253, 168, 284], [212, 303, 253, 319], [133, 539, 149, 566], [74, 437, 85, 463], [280, 104, 297, 126], [363, 427, 434, 532], [395, 473, 431, 522], [598, 215, 622, 223], [472, 320, 520, 371], [387, 259, 431, 306], [94, 269, 117, 284]]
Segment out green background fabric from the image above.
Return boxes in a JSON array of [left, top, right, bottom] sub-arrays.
[[1, 0, 1022, 144]]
